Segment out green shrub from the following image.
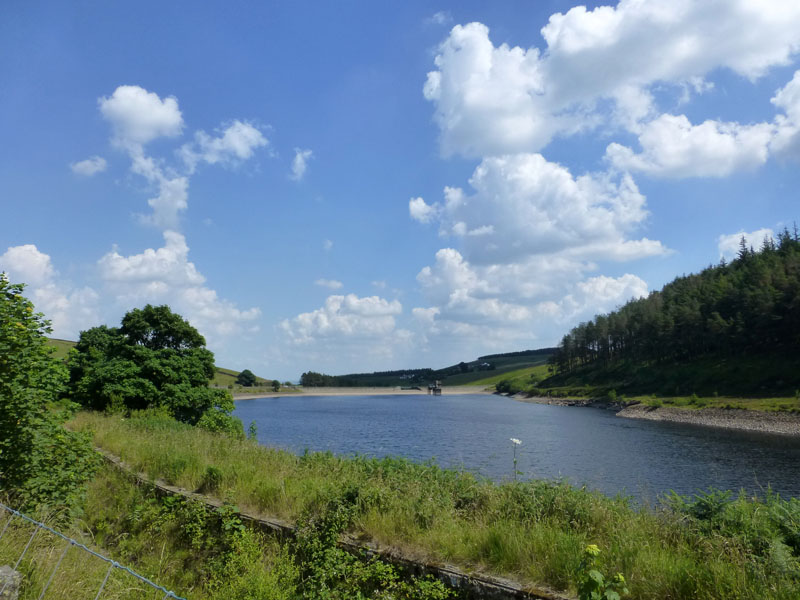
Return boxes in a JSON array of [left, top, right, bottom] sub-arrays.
[[0, 276, 99, 514]]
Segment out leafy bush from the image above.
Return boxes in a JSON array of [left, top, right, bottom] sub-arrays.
[[0, 275, 99, 513], [495, 379, 522, 394], [577, 544, 629, 600]]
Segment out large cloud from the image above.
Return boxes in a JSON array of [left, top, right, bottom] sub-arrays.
[[99, 85, 184, 149], [98, 231, 260, 342], [0, 244, 100, 339], [409, 155, 660, 354], [410, 251, 649, 360], [606, 114, 774, 177], [280, 294, 403, 344], [414, 153, 667, 266], [425, 2, 800, 157], [278, 293, 412, 373]]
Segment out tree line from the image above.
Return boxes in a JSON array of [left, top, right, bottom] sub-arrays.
[[551, 227, 800, 374]]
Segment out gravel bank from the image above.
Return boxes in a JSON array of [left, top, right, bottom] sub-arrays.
[[617, 404, 800, 436]]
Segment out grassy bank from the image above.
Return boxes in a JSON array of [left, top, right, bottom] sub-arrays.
[[69, 410, 800, 599], [539, 355, 800, 399], [489, 355, 800, 413], [2, 464, 445, 600]]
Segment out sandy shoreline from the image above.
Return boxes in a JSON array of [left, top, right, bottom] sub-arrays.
[[233, 385, 492, 400]]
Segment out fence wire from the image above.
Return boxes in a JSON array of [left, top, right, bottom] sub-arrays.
[[0, 501, 186, 600]]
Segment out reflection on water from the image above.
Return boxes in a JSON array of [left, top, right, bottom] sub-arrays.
[[234, 394, 800, 499]]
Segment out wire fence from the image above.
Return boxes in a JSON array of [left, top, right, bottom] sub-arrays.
[[0, 501, 185, 600]]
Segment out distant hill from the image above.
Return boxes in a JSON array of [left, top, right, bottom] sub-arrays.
[[478, 348, 556, 360], [300, 349, 554, 387]]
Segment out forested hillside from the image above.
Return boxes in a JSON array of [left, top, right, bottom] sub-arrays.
[[548, 228, 800, 391]]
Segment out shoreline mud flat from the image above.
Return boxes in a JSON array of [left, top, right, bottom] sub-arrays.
[[233, 385, 492, 400], [616, 403, 800, 436], [509, 393, 800, 436]]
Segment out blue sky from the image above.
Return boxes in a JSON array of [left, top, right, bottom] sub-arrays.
[[3, 1, 800, 380]]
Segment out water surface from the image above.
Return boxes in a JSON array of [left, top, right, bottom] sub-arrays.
[[234, 393, 800, 500]]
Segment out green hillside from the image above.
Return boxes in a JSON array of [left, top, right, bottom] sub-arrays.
[[47, 337, 76, 360], [466, 362, 551, 388], [528, 229, 800, 406]]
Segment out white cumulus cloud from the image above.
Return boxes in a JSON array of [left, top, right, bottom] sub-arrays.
[[96, 86, 268, 230], [425, 3, 800, 157], [422, 153, 667, 266], [0, 244, 100, 339], [771, 70, 800, 161], [181, 120, 268, 172], [606, 114, 774, 178], [99, 85, 183, 149], [70, 156, 107, 176], [408, 197, 437, 224], [718, 228, 776, 260], [280, 294, 402, 341], [290, 148, 313, 181], [315, 278, 343, 290], [98, 231, 260, 343]]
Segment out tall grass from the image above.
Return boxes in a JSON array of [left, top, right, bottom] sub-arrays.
[[69, 410, 800, 599], [0, 505, 178, 600]]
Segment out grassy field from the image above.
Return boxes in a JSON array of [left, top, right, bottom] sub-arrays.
[[66, 410, 800, 599], [463, 363, 552, 388]]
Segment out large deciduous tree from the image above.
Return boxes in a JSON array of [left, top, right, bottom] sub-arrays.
[[0, 274, 98, 512], [68, 304, 238, 429]]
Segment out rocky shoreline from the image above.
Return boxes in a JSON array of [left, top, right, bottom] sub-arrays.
[[617, 404, 800, 435], [507, 393, 800, 436]]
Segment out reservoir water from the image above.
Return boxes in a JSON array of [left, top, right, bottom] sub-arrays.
[[234, 393, 800, 500]]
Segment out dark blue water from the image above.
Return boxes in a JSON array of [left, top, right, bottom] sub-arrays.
[[234, 394, 800, 500]]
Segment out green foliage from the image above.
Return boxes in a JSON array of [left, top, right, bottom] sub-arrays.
[[577, 545, 629, 600], [0, 275, 99, 513], [272, 379, 281, 392], [67, 304, 238, 429], [81, 465, 452, 600], [294, 491, 453, 600], [235, 368, 257, 387], [197, 407, 245, 439]]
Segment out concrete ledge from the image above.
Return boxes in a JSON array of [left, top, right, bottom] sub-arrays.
[[97, 449, 570, 600]]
